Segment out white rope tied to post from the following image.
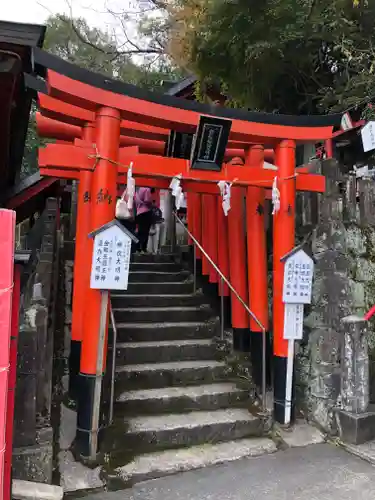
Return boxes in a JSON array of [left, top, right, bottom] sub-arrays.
[[126, 161, 135, 210], [272, 176, 280, 215]]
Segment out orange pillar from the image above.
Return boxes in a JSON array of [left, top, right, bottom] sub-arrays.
[[273, 139, 296, 424], [245, 146, 270, 388], [69, 122, 95, 400], [207, 195, 218, 284], [193, 194, 202, 259], [192, 193, 203, 278], [77, 107, 121, 457], [186, 192, 194, 246], [217, 194, 231, 328], [201, 194, 210, 277], [217, 196, 230, 296], [227, 186, 249, 350]]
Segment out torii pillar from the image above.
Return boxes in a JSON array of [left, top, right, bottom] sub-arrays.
[[227, 164, 249, 350], [70, 123, 95, 400], [77, 107, 121, 458], [217, 192, 230, 326], [273, 139, 296, 424], [245, 145, 270, 387]]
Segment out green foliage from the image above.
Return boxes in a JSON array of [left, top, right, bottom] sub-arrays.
[[168, 0, 375, 114], [20, 104, 46, 180]]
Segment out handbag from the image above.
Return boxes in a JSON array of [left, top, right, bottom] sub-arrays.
[[151, 206, 163, 224], [116, 189, 132, 220]]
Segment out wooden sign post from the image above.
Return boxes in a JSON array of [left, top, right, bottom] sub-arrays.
[[87, 220, 137, 459], [281, 246, 314, 425]]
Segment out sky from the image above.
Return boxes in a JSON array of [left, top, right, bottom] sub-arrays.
[[1, 0, 138, 31], [1, 0, 159, 63]]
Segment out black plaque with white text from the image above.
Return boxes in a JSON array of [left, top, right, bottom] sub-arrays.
[[190, 116, 232, 171]]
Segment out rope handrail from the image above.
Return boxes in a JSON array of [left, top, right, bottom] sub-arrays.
[[173, 212, 266, 333]]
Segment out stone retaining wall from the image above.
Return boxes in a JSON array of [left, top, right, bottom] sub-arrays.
[[295, 160, 375, 432], [13, 198, 61, 483]]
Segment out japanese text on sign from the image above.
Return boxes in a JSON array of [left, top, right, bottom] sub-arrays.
[[283, 303, 304, 340], [282, 250, 314, 305], [90, 224, 132, 290]]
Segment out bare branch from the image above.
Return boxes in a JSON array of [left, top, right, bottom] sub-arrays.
[[57, 13, 163, 58]]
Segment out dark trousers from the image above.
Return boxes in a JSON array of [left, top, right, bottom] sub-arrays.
[[117, 218, 137, 254], [136, 211, 153, 252]]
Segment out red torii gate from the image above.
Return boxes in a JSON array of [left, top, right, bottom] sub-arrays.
[[30, 47, 340, 457], [36, 111, 277, 162]]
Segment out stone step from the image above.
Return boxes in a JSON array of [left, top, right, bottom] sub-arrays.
[[114, 320, 219, 342], [115, 360, 227, 390], [111, 408, 262, 454], [115, 339, 216, 364], [126, 281, 194, 295], [112, 437, 277, 486], [131, 262, 181, 272], [112, 306, 214, 323], [12, 480, 64, 500], [129, 271, 190, 283], [116, 383, 248, 414], [110, 293, 207, 308], [132, 253, 175, 263]]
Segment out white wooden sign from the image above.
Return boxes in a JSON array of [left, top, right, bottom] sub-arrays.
[[282, 249, 314, 305], [361, 122, 375, 153], [283, 303, 304, 340], [90, 221, 133, 290]]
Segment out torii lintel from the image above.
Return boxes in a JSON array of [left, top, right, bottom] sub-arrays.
[[32, 48, 341, 145]]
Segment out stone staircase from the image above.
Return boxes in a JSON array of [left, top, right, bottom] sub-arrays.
[[106, 252, 274, 486]]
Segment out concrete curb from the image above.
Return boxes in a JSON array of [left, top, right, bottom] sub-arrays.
[[339, 439, 375, 466], [12, 480, 63, 500]]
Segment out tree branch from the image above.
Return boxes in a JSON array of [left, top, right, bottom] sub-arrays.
[[58, 14, 163, 58]]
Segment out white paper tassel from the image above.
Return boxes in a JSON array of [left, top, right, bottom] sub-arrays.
[[217, 181, 232, 216], [175, 190, 185, 210], [127, 162, 135, 209], [169, 174, 182, 196], [272, 176, 280, 215], [218, 180, 226, 197], [169, 174, 185, 209]]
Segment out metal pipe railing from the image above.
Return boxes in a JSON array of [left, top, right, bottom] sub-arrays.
[[109, 297, 118, 425], [173, 212, 267, 413]]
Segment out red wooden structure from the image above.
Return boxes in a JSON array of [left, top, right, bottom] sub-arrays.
[[0, 210, 16, 499], [27, 46, 341, 455]]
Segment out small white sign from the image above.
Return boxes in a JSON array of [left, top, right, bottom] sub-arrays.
[[361, 122, 375, 152], [283, 303, 304, 340], [282, 249, 314, 305], [90, 223, 132, 290]]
